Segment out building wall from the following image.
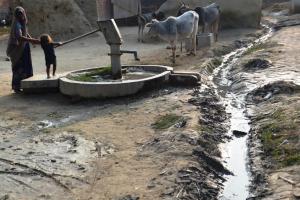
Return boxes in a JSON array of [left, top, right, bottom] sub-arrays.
[[157, 0, 263, 28]]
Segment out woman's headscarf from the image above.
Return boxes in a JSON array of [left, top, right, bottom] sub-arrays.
[[6, 6, 28, 66]]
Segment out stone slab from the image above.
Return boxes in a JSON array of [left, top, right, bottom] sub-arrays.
[[170, 73, 201, 86], [172, 71, 201, 80], [21, 73, 67, 93]]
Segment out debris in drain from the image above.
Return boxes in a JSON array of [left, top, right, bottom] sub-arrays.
[[244, 58, 272, 71], [147, 180, 156, 189], [118, 195, 140, 200], [193, 148, 233, 176], [232, 130, 248, 137], [247, 81, 300, 103], [175, 118, 187, 128], [37, 120, 54, 129], [0, 194, 10, 200]]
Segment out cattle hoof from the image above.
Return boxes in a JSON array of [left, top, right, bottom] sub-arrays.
[[176, 55, 180, 57]]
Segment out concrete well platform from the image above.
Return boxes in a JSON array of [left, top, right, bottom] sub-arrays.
[[59, 65, 173, 98], [21, 74, 66, 93]]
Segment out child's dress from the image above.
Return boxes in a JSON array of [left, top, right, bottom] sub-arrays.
[[41, 43, 56, 66]]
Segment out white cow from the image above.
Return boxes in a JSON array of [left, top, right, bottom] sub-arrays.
[[137, 13, 153, 42], [146, 11, 199, 64]]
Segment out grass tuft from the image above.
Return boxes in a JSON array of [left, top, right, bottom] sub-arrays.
[[152, 114, 182, 130], [259, 107, 300, 168], [244, 41, 283, 55]]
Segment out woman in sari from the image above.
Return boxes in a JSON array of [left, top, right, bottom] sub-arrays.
[[6, 7, 40, 93]]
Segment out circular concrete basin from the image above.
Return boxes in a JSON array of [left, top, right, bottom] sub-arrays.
[[60, 65, 173, 98]]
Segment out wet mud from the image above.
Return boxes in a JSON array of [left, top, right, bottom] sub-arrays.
[[1, 4, 300, 199]]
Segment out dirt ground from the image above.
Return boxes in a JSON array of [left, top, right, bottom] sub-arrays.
[[0, 4, 300, 199], [246, 25, 300, 199], [0, 24, 259, 200]]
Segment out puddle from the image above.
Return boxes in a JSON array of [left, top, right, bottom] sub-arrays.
[[0, 132, 102, 199], [37, 113, 90, 130], [207, 25, 274, 199]]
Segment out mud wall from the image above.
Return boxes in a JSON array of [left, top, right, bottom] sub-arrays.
[[74, 0, 98, 27], [157, 0, 262, 28], [11, 0, 92, 40], [0, 0, 9, 8], [291, 0, 300, 13]]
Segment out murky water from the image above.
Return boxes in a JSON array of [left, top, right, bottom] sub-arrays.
[[72, 68, 158, 82], [208, 25, 274, 199]]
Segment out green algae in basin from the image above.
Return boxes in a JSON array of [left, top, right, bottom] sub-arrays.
[[67, 67, 159, 83], [67, 66, 112, 82]]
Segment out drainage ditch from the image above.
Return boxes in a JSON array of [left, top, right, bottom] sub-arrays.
[[207, 25, 274, 199]]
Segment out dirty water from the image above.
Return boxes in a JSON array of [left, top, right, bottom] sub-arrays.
[[70, 68, 159, 82], [0, 129, 115, 199], [206, 25, 274, 199], [37, 113, 89, 129]]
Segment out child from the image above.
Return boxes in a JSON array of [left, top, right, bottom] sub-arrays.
[[40, 34, 62, 78]]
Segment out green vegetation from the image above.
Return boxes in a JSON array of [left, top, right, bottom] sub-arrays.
[[0, 27, 10, 36], [212, 45, 235, 57], [212, 58, 222, 67], [197, 125, 214, 134], [152, 114, 182, 130], [68, 66, 112, 82], [259, 107, 300, 168], [201, 58, 223, 73], [244, 41, 283, 55]]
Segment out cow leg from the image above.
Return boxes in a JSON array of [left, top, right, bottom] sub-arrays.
[[170, 42, 176, 63], [172, 46, 176, 63], [180, 42, 183, 52], [141, 26, 145, 43], [138, 23, 141, 42], [214, 22, 218, 42], [215, 18, 220, 42], [210, 25, 215, 42], [193, 35, 197, 56]]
